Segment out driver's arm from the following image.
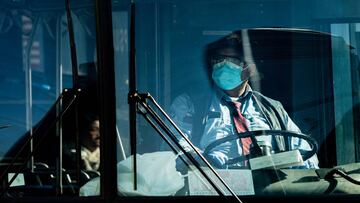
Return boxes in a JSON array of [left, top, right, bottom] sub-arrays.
[[161, 93, 195, 152], [199, 109, 237, 169]]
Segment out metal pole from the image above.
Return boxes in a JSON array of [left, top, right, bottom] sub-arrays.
[[135, 93, 242, 203], [24, 16, 39, 173], [128, 2, 138, 191], [95, 0, 117, 201]]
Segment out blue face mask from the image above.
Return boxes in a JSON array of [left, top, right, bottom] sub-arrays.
[[212, 61, 244, 90]]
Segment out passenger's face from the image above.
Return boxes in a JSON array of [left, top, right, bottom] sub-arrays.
[[83, 120, 100, 148], [87, 120, 100, 148]]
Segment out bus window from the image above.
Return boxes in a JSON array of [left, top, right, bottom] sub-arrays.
[[0, 0, 100, 198], [112, 0, 360, 201]]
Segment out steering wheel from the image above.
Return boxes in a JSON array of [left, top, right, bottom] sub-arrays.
[[203, 130, 318, 166]]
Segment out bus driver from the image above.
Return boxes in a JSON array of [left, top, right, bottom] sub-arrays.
[[168, 31, 319, 169]]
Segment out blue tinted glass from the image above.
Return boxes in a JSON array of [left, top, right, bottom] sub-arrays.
[[0, 0, 99, 197], [114, 0, 360, 199]]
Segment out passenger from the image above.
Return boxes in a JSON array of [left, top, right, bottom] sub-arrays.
[[63, 113, 100, 172], [79, 114, 100, 172], [169, 31, 319, 169]]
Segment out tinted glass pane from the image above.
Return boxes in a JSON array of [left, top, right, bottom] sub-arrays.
[[0, 0, 100, 198], [114, 0, 360, 199]]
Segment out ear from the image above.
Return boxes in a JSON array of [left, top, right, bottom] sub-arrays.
[[241, 64, 256, 80]]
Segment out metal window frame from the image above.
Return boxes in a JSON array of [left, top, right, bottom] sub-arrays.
[[95, 0, 117, 202]]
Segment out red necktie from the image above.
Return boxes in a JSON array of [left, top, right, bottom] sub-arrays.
[[231, 101, 252, 155]]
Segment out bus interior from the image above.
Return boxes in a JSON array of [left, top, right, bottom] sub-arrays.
[[1, 0, 360, 202]]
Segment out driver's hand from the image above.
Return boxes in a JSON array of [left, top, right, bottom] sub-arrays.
[[206, 151, 228, 169]]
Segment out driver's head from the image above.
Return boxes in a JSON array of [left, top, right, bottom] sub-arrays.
[[205, 31, 256, 91]]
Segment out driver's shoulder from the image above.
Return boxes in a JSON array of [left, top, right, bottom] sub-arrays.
[[251, 91, 284, 108]]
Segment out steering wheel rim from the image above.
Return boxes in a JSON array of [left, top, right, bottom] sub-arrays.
[[203, 130, 318, 165]]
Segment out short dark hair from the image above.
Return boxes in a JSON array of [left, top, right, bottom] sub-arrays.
[[207, 32, 243, 54], [79, 112, 99, 133], [204, 31, 245, 76]]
